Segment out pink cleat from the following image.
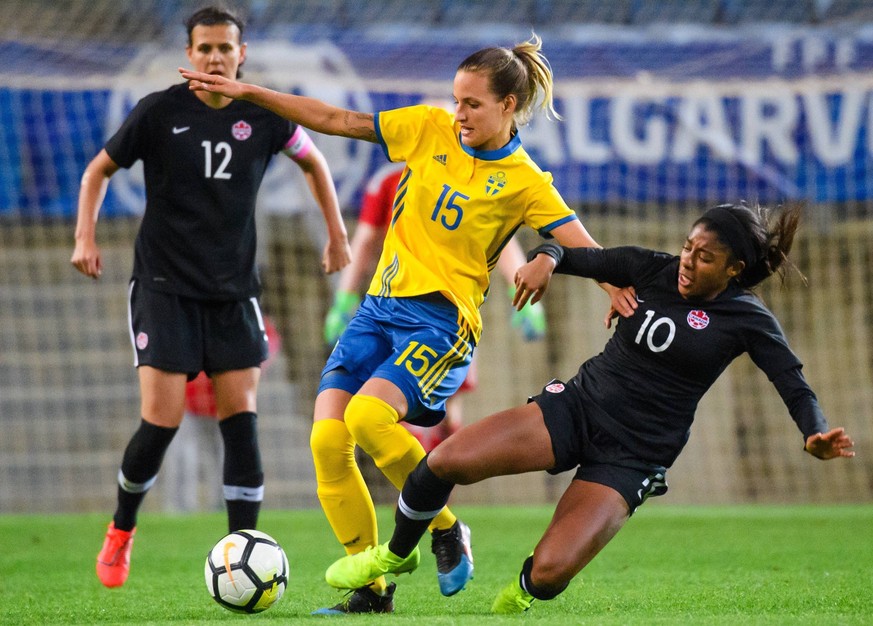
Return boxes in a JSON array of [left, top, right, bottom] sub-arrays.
[[96, 522, 135, 588]]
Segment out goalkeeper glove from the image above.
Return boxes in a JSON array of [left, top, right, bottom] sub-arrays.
[[323, 290, 360, 345], [509, 286, 547, 342]]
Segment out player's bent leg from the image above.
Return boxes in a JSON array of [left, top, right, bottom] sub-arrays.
[[534, 480, 629, 587], [493, 480, 630, 614], [345, 394, 475, 596]]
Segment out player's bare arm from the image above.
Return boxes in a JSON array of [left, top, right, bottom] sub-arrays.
[[71, 149, 119, 279], [178, 68, 378, 142], [293, 148, 352, 274], [341, 110, 377, 142]]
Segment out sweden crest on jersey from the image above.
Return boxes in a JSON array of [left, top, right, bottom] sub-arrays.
[[485, 171, 507, 196]]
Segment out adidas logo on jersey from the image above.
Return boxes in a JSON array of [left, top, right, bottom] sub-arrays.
[[432, 154, 447, 165]]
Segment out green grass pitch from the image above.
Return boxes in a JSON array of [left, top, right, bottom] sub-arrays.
[[3, 504, 872, 625]]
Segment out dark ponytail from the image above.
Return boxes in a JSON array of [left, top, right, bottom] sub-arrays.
[[696, 203, 804, 289]]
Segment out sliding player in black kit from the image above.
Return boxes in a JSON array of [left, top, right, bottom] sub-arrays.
[[72, 6, 350, 588], [323, 202, 855, 614]]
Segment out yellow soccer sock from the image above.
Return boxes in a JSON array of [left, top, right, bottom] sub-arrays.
[[310, 419, 378, 557], [344, 395, 458, 533]]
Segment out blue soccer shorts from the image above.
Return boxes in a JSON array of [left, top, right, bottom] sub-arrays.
[[319, 294, 474, 426]]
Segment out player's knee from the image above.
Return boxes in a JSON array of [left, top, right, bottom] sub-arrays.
[[524, 555, 571, 601], [427, 441, 474, 485], [344, 394, 412, 467], [310, 420, 355, 480], [344, 395, 387, 440]]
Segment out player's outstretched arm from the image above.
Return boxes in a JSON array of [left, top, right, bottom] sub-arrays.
[[178, 68, 377, 142], [804, 427, 855, 460], [548, 220, 637, 327]]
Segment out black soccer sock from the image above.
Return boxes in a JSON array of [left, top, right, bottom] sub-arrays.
[[519, 555, 568, 601], [113, 419, 179, 531], [388, 456, 455, 558], [220, 412, 263, 531]]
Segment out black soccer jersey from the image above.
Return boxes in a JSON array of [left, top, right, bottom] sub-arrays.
[[105, 83, 296, 300], [535, 244, 828, 467]]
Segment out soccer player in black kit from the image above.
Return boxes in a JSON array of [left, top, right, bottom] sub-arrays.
[[71, 6, 351, 588], [324, 202, 855, 614]]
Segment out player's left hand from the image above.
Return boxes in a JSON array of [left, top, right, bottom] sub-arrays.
[[322, 236, 352, 274], [602, 285, 637, 329], [804, 427, 855, 460], [71, 238, 103, 279]]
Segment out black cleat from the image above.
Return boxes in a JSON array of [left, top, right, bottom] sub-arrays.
[[312, 582, 396, 615], [431, 520, 474, 596]]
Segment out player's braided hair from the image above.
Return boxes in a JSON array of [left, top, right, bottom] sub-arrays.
[[457, 33, 559, 129]]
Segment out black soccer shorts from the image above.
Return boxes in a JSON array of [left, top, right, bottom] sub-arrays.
[[127, 280, 269, 379], [532, 378, 668, 514]]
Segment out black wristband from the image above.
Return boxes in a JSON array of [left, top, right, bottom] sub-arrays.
[[527, 242, 564, 265]]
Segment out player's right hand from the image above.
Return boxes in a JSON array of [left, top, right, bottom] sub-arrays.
[[323, 290, 360, 345], [179, 68, 246, 100]]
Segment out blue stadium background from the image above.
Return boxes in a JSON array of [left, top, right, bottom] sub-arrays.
[[4, 0, 873, 217]]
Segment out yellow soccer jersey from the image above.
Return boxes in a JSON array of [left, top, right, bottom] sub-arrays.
[[370, 104, 578, 343]]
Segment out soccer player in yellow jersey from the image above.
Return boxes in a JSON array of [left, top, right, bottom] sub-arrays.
[[181, 34, 637, 613]]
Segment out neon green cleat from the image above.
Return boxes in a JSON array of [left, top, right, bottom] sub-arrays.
[[325, 543, 421, 590], [491, 578, 535, 614]]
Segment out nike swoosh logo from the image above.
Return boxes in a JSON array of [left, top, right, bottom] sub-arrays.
[[172, 126, 190, 134], [223, 541, 238, 584]]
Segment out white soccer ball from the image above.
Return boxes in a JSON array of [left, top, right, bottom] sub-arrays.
[[204, 529, 289, 613]]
